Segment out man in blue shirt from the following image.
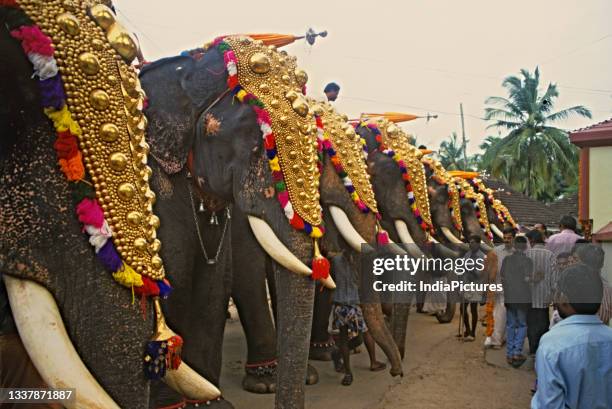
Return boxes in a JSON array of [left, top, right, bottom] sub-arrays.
[[532, 263, 612, 409]]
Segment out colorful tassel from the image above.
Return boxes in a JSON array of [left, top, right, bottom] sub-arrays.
[[143, 340, 168, 380], [376, 224, 390, 245], [166, 335, 183, 370], [311, 239, 330, 281]]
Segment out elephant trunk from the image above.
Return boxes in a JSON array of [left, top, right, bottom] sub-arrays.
[[390, 303, 411, 359], [274, 266, 315, 409], [361, 303, 403, 377]]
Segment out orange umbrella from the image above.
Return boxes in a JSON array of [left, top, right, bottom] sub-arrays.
[[242, 33, 303, 48], [447, 170, 479, 179], [361, 112, 420, 123]]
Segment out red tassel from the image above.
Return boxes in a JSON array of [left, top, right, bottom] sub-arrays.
[[312, 256, 330, 280], [134, 276, 160, 297], [166, 335, 183, 370], [377, 230, 390, 245]]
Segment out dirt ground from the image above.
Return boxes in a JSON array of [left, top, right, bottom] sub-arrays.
[[220, 305, 535, 409]]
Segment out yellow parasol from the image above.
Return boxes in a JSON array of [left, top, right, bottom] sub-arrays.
[[447, 170, 480, 179], [360, 112, 420, 123]]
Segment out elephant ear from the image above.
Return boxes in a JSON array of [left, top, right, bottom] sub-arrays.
[[140, 56, 196, 174]]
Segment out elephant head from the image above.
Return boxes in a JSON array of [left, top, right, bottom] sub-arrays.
[[454, 178, 494, 251], [0, 3, 218, 408], [355, 120, 433, 257], [421, 157, 468, 250], [139, 37, 337, 408]]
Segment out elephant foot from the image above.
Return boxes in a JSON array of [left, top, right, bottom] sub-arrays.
[[309, 338, 335, 361], [305, 364, 319, 385], [389, 366, 404, 378], [243, 360, 277, 394]]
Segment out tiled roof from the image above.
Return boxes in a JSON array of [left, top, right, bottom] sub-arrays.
[[482, 178, 560, 227], [571, 118, 612, 133], [547, 193, 578, 221]]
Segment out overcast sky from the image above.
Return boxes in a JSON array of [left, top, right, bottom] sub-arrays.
[[115, 0, 612, 154]]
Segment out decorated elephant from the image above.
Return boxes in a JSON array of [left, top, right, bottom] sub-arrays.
[[460, 175, 517, 240], [138, 34, 355, 409], [0, 2, 219, 408]]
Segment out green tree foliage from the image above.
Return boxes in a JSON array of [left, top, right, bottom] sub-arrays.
[[437, 132, 480, 171], [481, 67, 591, 201]]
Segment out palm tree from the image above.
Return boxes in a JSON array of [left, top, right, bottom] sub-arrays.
[[438, 132, 470, 170], [482, 67, 591, 201]]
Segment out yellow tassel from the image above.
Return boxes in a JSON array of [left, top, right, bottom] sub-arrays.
[[269, 156, 280, 171], [112, 262, 143, 290], [236, 89, 248, 101], [44, 106, 82, 135], [310, 226, 323, 239]]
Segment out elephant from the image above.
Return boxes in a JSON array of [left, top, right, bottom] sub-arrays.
[[0, 3, 219, 409], [138, 36, 361, 409], [197, 100, 406, 393]]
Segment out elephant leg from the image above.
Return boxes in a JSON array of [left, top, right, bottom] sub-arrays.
[[390, 303, 411, 359], [309, 283, 334, 361], [361, 304, 404, 377], [274, 265, 315, 409], [150, 198, 233, 408], [231, 210, 278, 394]]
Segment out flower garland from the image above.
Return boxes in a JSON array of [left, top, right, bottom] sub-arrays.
[[213, 37, 330, 280], [4, 2, 180, 379], [359, 122, 432, 233]]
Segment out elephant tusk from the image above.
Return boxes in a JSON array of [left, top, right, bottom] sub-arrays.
[[150, 298, 221, 401], [329, 205, 372, 253], [163, 363, 221, 401], [248, 215, 311, 275], [393, 219, 425, 258], [441, 227, 469, 251], [3, 274, 121, 409], [386, 238, 408, 255], [440, 227, 464, 245], [247, 215, 336, 289], [491, 224, 504, 239]]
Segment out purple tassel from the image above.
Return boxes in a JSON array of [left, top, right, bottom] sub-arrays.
[[38, 74, 66, 110], [97, 241, 123, 272]]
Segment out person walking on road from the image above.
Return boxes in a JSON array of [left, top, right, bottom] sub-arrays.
[[460, 235, 486, 341], [501, 236, 532, 367], [525, 230, 556, 354]]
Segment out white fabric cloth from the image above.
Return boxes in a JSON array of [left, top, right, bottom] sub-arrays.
[[490, 292, 506, 345]]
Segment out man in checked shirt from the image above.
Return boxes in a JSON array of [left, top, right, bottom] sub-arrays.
[[526, 229, 556, 354]]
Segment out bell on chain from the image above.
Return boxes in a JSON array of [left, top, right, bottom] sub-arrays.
[[225, 207, 231, 220], [198, 201, 205, 213], [209, 211, 219, 225]]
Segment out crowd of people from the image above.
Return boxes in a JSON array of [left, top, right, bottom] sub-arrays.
[[458, 215, 612, 408]]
